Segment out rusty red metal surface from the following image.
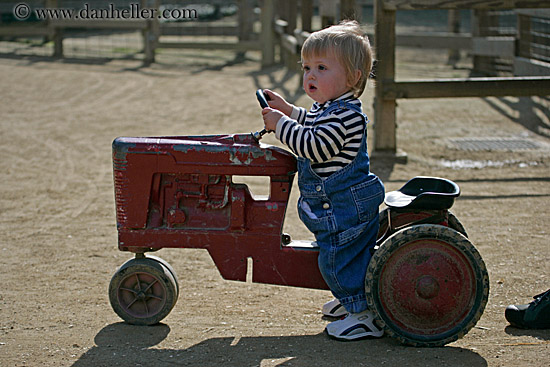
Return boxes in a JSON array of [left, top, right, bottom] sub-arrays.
[[378, 237, 476, 335], [112, 133, 470, 293], [113, 133, 329, 290], [110, 134, 489, 345]]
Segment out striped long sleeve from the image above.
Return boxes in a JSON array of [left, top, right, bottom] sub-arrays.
[[275, 93, 366, 178]]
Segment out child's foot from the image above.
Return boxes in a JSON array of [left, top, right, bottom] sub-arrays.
[[325, 309, 384, 341], [322, 298, 347, 318]]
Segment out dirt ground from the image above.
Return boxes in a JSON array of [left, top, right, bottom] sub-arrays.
[[1, 45, 549, 367]]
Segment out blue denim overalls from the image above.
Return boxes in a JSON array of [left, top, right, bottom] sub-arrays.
[[297, 100, 384, 314]]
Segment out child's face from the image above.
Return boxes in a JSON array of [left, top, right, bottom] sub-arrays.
[[302, 51, 352, 104]]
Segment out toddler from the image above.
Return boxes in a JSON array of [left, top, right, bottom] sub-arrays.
[[262, 20, 385, 341]]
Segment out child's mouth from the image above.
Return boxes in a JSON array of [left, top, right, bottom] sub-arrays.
[[309, 85, 317, 92]]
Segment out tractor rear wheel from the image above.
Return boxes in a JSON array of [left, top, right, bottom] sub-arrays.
[[366, 224, 489, 347]]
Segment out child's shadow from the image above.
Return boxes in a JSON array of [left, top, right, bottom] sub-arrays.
[[72, 322, 488, 367]]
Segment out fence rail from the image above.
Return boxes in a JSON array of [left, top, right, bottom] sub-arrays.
[[0, 0, 259, 63], [260, 1, 550, 153], [372, 0, 550, 153], [2, 1, 549, 155]]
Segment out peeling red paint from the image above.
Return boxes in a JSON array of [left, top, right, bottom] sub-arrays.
[[112, 134, 329, 289]]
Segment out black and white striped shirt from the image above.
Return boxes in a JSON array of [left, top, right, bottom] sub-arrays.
[[275, 92, 366, 178]]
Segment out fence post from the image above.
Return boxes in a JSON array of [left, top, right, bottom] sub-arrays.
[[261, 0, 275, 67], [143, 0, 160, 65], [45, 0, 63, 57], [278, 1, 289, 66], [373, 0, 397, 154], [517, 13, 531, 59], [319, 0, 336, 28], [238, 0, 253, 42], [447, 9, 461, 66], [471, 10, 500, 75], [341, 0, 357, 21], [287, 0, 297, 34], [286, 1, 299, 71], [301, 0, 313, 32]]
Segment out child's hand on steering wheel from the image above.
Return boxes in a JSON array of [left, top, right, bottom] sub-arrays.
[[262, 107, 284, 132], [263, 89, 293, 117]]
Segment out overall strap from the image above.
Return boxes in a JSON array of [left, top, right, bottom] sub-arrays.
[[315, 100, 365, 122]]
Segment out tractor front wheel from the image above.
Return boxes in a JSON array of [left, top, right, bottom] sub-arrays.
[[109, 257, 178, 325]]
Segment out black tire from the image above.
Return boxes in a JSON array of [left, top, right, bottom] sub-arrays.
[[115, 256, 179, 297], [448, 211, 467, 237], [109, 257, 178, 325], [147, 255, 180, 298], [366, 224, 489, 347], [377, 207, 389, 240]]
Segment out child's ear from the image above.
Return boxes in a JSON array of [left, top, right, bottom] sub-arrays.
[[348, 69, 362, 88]]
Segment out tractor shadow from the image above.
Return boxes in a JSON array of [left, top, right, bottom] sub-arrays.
[[72, 322, 487, 367]]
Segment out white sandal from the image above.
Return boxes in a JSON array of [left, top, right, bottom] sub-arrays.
[[322, 298, 348, 318], [325, 310, 384, 341]]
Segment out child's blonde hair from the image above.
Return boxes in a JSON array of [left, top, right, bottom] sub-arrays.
[[301, 20, 373, 98]]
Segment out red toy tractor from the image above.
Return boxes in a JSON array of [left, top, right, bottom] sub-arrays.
[[109, 95, 489, 347]]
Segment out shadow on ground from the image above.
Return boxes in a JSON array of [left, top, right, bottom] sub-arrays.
[[483, 96, 550, 138], [504, 325, 550, 341], [72, 323, 488, 367]]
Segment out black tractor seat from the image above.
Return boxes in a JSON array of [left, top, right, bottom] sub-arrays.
[[384, 176, 460, 210]]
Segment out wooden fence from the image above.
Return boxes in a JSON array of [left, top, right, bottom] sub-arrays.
[[373, 0, 550, 153], [261, 0, 361, 69], [3, 1, 549, 155], [262, 1, 550, 153], [0, 0, 260, 64]]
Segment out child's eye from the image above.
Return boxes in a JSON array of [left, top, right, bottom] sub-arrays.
[[318, 65, 326, 71], [302, 65, 310, 71]]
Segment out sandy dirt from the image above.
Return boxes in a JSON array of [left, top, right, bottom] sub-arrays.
[[1, 46, 549, 367]]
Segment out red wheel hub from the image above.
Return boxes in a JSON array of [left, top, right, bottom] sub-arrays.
[[118, 272, 167, 318], [379, 238, 476, 335]]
